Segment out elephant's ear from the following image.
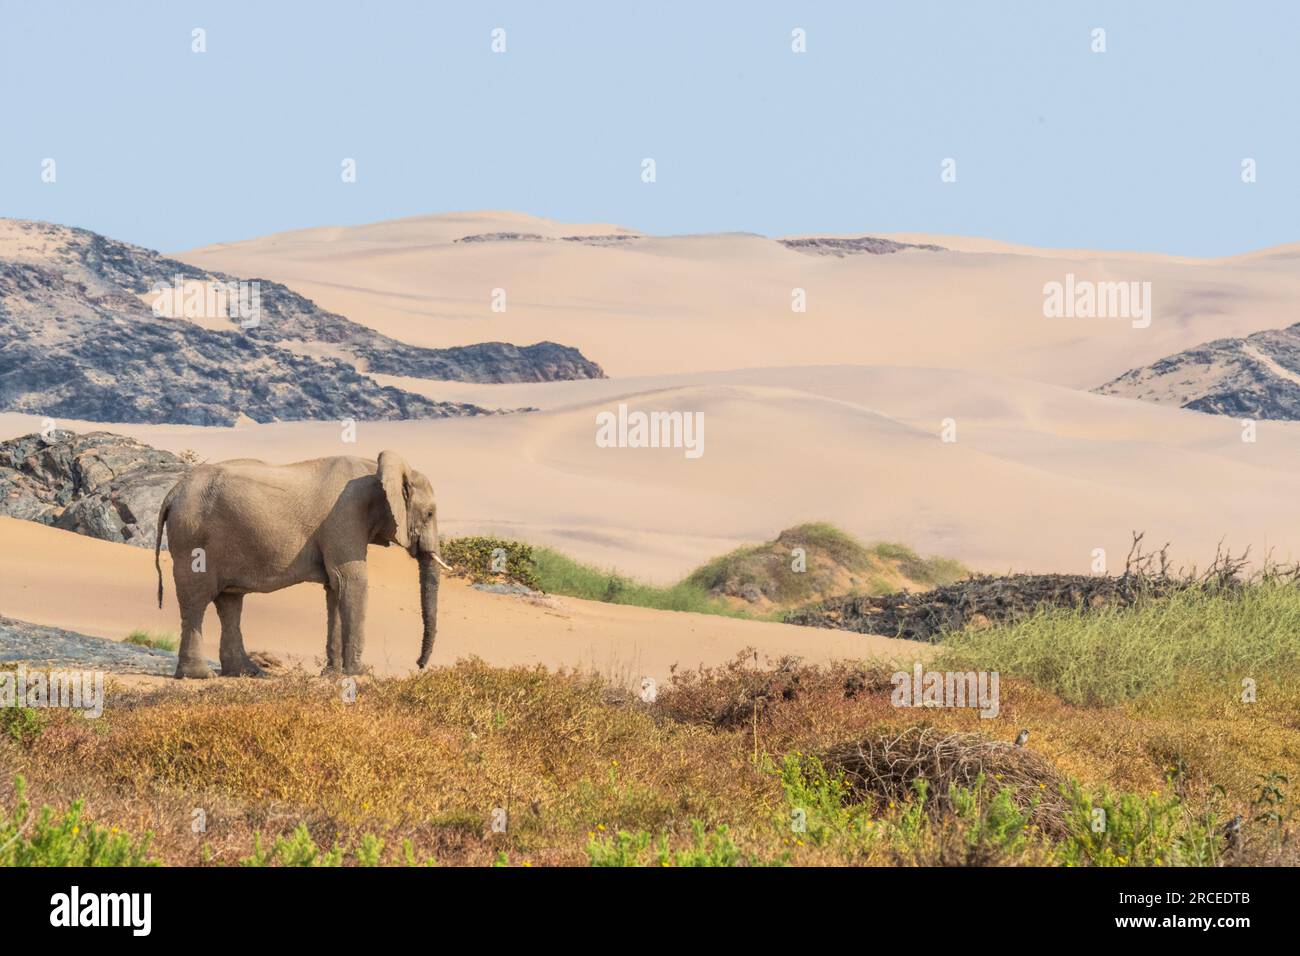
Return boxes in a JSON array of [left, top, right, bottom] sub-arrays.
[[377, 450, 411, 549]]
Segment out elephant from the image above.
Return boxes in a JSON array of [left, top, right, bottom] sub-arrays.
[[153, 450, 450, 679]]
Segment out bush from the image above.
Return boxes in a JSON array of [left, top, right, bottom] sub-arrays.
[[1, 707, 46, 747], [0, 776, 157, 866], [441, 537, 540, 590], [586, 819, 768, 867], [240, 824, 345, 867]]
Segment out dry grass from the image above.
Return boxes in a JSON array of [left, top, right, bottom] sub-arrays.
[[3, 642, 1297, 865]]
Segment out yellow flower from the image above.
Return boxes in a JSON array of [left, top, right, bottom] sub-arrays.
[[597, 823, 606, 831], [72, 826, 80, 835]]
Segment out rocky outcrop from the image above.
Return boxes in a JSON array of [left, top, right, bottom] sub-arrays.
[[0, 614, 189, 676], [0, 430, 188, 547], [778, 236, 946, 257], [456, 232, 642, 247], [455, 232, 550, 243], [0, 219, 604, 425], [1095, 324, 1300, 419]]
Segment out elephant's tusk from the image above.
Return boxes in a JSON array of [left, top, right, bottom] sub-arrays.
[[431, 553, 454, 572]]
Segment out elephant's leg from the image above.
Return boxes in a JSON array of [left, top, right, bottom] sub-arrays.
[[322, 582, 342, 675], [215, 592, 263, 678], [335, 561, 369, 676], [174, 597, 215, 680]]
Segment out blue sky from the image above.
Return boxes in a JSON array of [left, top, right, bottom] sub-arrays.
[[2, 1, 1296, 255]]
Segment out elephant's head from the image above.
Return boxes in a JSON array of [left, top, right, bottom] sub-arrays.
[[377, 450, 445, 669]]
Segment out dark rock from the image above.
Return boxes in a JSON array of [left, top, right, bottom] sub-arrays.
[[0, 430, 187, 547], [0, 218, 605, 426], [0, 614, 212, 676], [778, 236, 947, 257], [784, 572, 1187, 642], [1095, 323, 1300, 420]]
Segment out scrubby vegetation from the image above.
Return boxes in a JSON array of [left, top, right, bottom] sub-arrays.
[[0, 776, 156, 866], [441, 524, 966, 620], [531, 546, 748, 616], [686, 523, 966, 610], [440, 537, 540, 590], [2, 574, 1296, 866], [936, 578, 1300, 705]]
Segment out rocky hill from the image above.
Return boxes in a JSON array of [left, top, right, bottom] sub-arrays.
[[1094, 324, 1300, 419], [0, 430, 187, 546], [778, 236, 946, 257], [0, 219, 604, 425]]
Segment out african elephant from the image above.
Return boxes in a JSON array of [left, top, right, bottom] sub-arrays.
[[153, 451, 449, 679]]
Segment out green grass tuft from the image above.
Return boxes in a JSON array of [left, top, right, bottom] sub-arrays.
[[532, 547, 753, 616], [123, 630, 177, 653]]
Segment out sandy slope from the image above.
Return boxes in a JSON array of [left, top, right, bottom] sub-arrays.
[[5, 361, 1299, 584], [0, 517, 925, 685], [177, 211, 1300, 389]]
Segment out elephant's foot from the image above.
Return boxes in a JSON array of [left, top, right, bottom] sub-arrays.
[[342, 662, 368, 677], [319, 663, 342, 677], [220, 656, 266, 678], [175, 659, 216, 680]]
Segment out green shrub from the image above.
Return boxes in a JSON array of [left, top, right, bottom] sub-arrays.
[[240, 824, 345, 867], [1056, 782, 1218, 866], [586, 819, 778, 867], [441, 537, 540, 590], [0, 776, 157, 866], [1, 707, 46, 746]]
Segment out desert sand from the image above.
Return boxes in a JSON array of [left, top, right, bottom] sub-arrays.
[[0, 517, 925, 685], [179, 211, 1300, 390], [4, 360, 1299, 585]]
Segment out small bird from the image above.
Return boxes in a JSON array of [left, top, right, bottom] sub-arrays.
[[1014, 729, 1030, 748]]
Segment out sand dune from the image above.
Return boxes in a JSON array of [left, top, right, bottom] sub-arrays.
[[177, 211, 1300, 390], [0, 517, 924, 685], [5, 362, 1298, 584]]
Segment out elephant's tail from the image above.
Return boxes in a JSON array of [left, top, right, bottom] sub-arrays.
[[155, 487, 175, 609]]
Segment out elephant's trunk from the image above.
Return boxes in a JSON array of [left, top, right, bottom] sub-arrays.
[[416, 553, 439, 669]]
